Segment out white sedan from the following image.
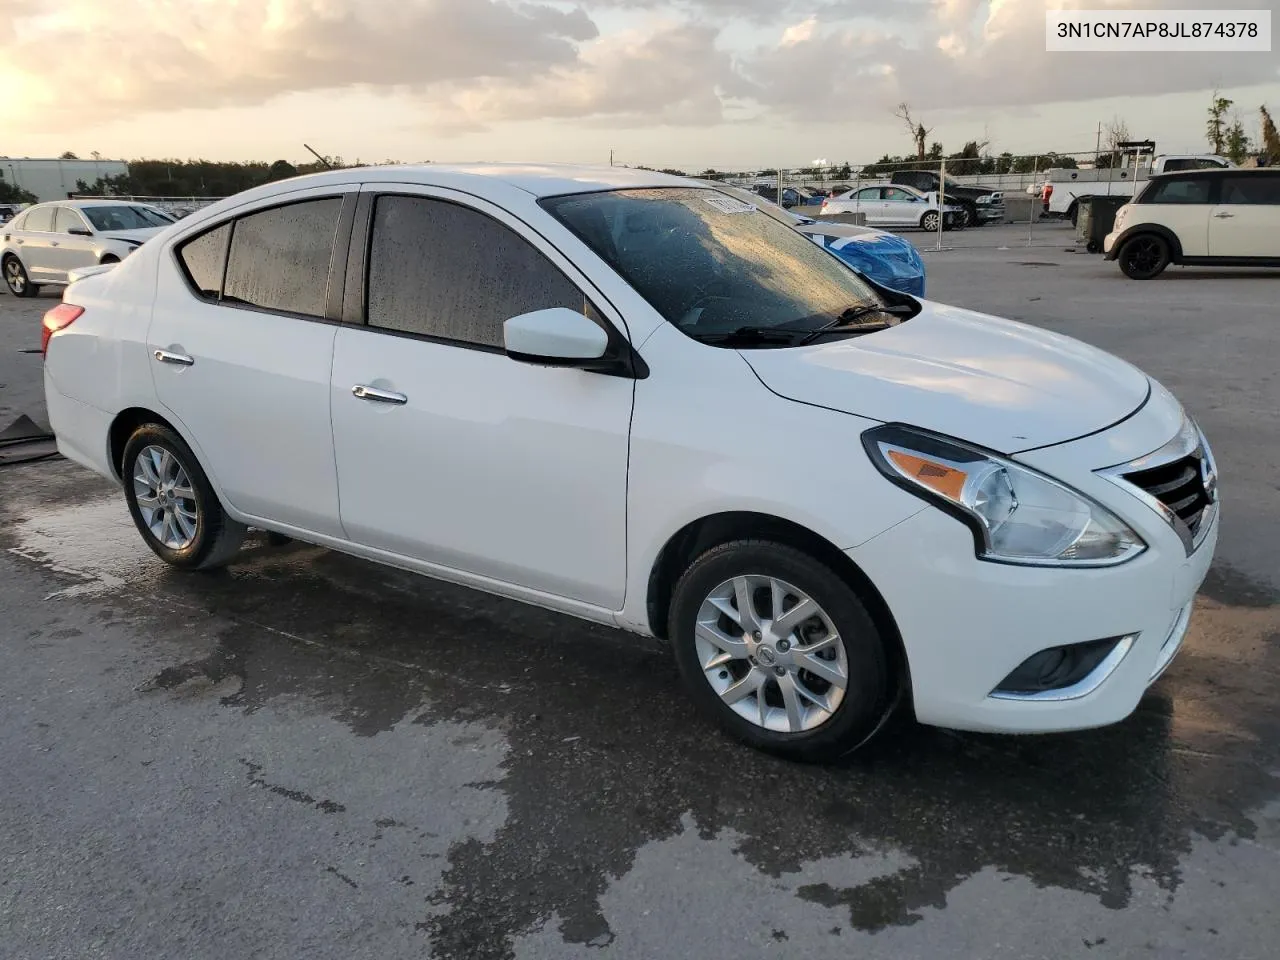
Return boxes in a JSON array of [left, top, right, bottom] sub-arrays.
[[820, 183, 965, 230], [2, 199, 175, 297], [42, 164, 1217, 759]]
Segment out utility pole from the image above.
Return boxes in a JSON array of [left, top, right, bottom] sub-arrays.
[[1095, 122, 1102, 167], [609, 150, 614, 168]]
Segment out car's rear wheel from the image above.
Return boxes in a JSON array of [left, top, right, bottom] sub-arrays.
[[122, 423, 246, 570], [3, 255, 38, 297], [669, 541, 894, 761], [920, 211, 940, 232], [1118, 233, 1171, 280]]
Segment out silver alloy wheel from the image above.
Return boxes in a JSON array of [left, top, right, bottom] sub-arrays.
[[695, 575, 848, 733], [921, 212, 940, 232], [4, 258, 25, 294], [133, 444, 199, 550]]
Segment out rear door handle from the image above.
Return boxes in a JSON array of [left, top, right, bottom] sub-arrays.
[[154, 349, 194, 366], [352, 384, 408, 405], [1214, 212, 1235, 219]]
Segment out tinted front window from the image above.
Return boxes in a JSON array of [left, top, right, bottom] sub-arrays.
[[1220, 175, 1280, 205], [54, 207, 88, 233], [366, 195, 588, 348], [1142, 177, 1212, 204], [223, 198, 342, 317], [23, 206, 54, 232], [177, 223, 231, 298], [542, 188, 884, 342]]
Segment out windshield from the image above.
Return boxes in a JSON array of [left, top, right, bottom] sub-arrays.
[[82, 205, 174, 231], [542, 188, 898, 345]]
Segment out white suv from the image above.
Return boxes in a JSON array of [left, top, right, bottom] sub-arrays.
[[1104, 169, 1280, 279], [41, 164, 1217, 759]]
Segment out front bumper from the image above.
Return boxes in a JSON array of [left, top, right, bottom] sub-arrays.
[[847, 405, 1217, 734], [1103, 229, 1122, 257]]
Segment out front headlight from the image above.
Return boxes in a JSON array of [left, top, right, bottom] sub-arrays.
[[863, 425, 1146, 567]]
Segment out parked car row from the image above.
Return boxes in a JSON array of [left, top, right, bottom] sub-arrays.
[[41, 163, 1218, 760]]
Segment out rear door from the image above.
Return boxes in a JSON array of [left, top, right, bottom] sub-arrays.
[[1138, 175, 1214, 256], [148, 186, 356, 536], [1208, 174, 1280, 258], [14, 205, 57, 281]]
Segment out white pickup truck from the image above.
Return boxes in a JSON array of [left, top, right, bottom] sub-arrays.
[[1045, 155, 1232, 222]]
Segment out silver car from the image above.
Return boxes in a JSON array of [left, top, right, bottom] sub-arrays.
[[2, 199, 175, 297]]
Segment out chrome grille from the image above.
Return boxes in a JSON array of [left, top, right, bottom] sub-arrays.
[[1123, 453, 1212, 535]]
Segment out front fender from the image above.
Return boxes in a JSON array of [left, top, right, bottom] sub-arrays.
[[1103, 223, 1184, 262]]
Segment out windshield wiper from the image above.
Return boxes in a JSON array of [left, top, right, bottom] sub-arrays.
[[694, 326, 804, 346], [798, 303, 914, 345]]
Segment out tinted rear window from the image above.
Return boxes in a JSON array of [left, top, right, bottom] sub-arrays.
[[177, 223, 231, 298], [23, 207, 54, 231], [223, 198, 342, 317]]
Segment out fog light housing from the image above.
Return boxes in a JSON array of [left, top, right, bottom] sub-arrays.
[[990, 635, 1136, 701]]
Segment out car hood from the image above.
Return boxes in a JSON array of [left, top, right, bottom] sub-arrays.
[[100, 227, 163, 243], [741, 303, 1151, 454]]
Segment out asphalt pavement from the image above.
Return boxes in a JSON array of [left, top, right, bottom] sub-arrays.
[[2, 222, 1278, 959]]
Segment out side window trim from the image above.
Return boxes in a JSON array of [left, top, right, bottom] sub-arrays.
[[170, 192, 357, 323], [346, 187, 646, 378]]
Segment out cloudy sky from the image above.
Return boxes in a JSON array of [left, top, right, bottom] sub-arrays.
[[2, 0, 1277, 168]]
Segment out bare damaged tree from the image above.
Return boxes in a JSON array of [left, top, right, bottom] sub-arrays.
[[895, 103, 932, 160]]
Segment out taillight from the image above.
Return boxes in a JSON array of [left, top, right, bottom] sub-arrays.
[[41, 303, 84, 356]]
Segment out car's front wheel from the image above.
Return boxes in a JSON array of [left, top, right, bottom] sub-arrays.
[[669, 541, 895, 761], [920, 211, 941, 232], [1117, 233, 1171, 280], [3, 255, 38, 297], [122, 423, 246, 570]]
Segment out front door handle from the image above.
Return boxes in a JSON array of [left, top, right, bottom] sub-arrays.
[[154, 349, 194, 366], [1214, 212, 1235, 219], [352, 384, 408, 405]]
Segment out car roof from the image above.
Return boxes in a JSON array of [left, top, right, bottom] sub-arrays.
[[31, 198, 163, 209], [264, 162, 693, 199], [1150, 167, 1277, 179]]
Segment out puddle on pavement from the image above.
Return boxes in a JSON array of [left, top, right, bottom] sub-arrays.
[[6, 467, 1280, 960]]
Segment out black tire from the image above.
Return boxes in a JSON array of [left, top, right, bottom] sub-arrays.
[[1117, 233, 1171, 280], [959, 204, 976, 228], [669, 540, 894, 762], [122, 423, 246, 570], [920, 211, 940, 232], [100, 254, 120, 265], [1086, 239, 1101, 254], [3, 255, 38, 298]]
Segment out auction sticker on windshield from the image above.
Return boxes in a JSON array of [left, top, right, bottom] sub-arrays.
[[702, 196, 757, 214]]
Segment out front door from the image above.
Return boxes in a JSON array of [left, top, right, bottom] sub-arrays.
[[329, 188, 633, 609], [147, 188, 354, 537], [881, 187, 924, 226], [1208, 174, 1280, 258], [49, 207, 100, 281], [1139, 175, 1214, 257]]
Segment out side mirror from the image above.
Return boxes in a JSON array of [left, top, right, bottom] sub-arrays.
[[504, 307, 609, 367], [67, 226, 92, 236]]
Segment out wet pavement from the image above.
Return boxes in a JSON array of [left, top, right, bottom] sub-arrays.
[[2, 240, 1279, 959]]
